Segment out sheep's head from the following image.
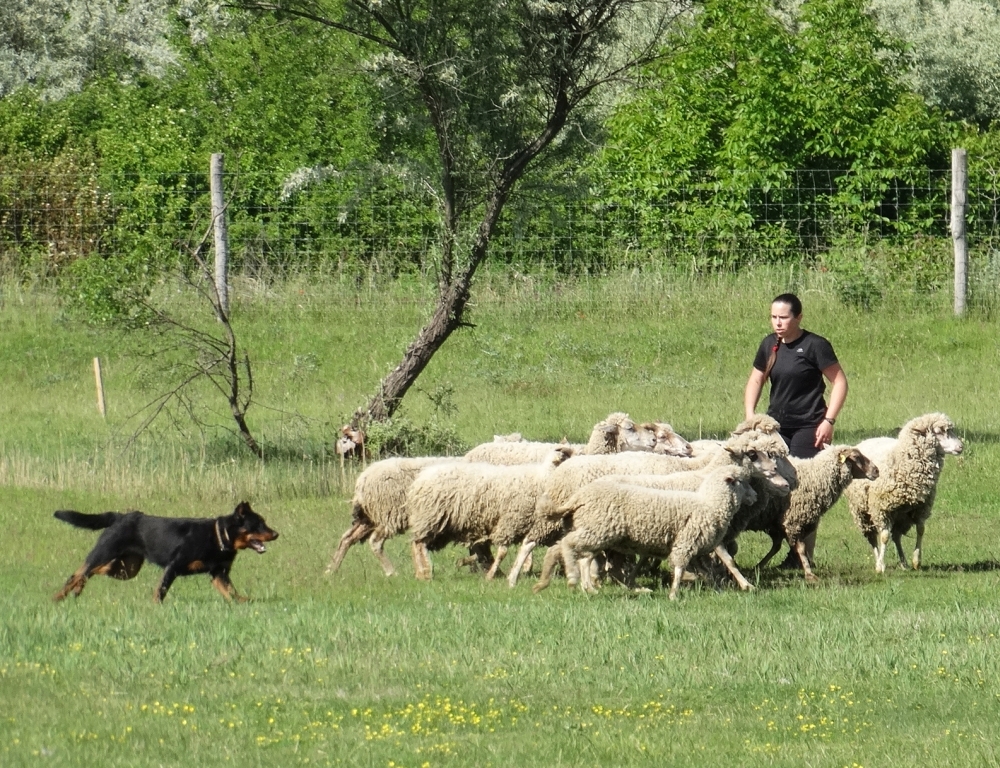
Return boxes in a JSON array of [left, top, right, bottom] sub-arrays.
[[336, 425, 366, 458], [838, 447, 880, 481], [546, 444, 576, 467], [910, 413, 964, 456], [710, 465, 758, 508], [723, 431, 794, 496], [595, 412, 658, 453], [646, 422, 694, 457], [732, 414, 781, 437], [493, 432, 523, 443]]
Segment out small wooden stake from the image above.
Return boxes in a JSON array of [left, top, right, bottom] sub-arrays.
[[93, 357, 106, 417]]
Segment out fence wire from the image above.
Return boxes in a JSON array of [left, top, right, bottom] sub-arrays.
[[2, 166, 999, 284]]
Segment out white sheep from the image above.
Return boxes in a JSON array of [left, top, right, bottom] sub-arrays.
[[408, 446, 575, 580], [533, 465, 758, 600], [747, 445, 879, 581], [505, 429, 792, 587], [326, 456, 458, 576], [463, 413, 691, 465], [843, 412, 964, 573], [642, 422, 694, 456]]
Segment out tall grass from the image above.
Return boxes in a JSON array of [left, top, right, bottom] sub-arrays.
[[2, 268, 999, 767]]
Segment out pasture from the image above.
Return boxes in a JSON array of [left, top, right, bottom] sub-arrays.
[[2, 268, 999, 767]]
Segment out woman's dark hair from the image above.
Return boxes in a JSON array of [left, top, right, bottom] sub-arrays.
[[772, 292, 802, 317]]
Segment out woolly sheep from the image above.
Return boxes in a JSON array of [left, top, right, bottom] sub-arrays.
[[534, 465, 758, 600], [493, 433, 524, 442], [409, 446, 575, 580], [541, 430, 790, 519], [844, 413, 964, 573], [504, 429, 792, 587], [747, 445, 879, 581], [326, 456, 458, 576], [463, 413, 691, 465]]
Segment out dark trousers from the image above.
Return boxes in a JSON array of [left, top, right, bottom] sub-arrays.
[[779, 425, 821, 459]]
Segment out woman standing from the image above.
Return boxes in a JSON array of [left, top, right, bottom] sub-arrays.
[[744, 293, 848, 567], [744, 293, 848, 459]]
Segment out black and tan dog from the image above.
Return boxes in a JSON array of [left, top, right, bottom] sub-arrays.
[[53, 501, 278, 603]]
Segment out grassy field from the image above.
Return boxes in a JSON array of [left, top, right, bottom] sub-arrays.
[[2, 268, 999, 767]]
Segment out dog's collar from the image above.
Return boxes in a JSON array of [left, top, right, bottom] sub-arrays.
[[214, 518, 232, 551]]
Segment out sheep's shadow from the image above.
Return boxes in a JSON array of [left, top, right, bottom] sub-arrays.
[[921, 560, 1000, 573]]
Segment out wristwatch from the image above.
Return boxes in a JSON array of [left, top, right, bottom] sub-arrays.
[[823, 417, 836, 425]]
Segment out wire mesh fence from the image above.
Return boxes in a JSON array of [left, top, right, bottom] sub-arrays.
[[2, 162, 1000, 293]]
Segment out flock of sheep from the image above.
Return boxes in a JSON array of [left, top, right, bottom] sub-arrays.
[[327, 411, 964, 599]]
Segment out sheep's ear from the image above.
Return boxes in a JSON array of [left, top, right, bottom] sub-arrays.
[[839, 451, 848, 464]]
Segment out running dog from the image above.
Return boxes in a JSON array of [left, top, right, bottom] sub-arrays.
[[53, 501, 278, 603]]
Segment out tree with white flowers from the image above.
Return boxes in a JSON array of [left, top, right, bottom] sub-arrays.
[[0, 0, 182, 99], [234, 0, 690, 428], [870, 0, 1000, 128]]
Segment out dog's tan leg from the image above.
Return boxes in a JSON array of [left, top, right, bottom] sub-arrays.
[[210, 575, 247, 602], [54, 558, 125, 601], [53, 565, 89, 601]]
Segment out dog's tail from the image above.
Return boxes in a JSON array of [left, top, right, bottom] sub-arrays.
[[54, 510, 121, 530]]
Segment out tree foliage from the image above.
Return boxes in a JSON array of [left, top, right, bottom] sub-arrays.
[[598, 0, 954, 269], [0, 0, 177, 100], [234, 0, 687, 424], [870, 0, 1000, 130]]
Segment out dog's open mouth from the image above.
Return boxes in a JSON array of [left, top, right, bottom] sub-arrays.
[[248, 540, 268, 553]]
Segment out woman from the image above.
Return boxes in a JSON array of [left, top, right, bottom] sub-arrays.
[[744, 293, 847, 459], [744, 293, 848, 568]]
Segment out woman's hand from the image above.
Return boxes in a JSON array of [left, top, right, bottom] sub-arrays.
[[814, 419, 834, 448]]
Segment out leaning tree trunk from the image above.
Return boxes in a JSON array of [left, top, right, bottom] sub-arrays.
[[350, 92, 571, 430], [352, 282, 471, 426], [351, 188, 511, 428]]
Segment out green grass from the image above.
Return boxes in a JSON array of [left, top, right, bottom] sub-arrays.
[[2, 268, 1000, 767]]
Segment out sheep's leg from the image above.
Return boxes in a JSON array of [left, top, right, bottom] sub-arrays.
[[589, 556, 601, 585], [456, 541, 493, 572], [625, 555, 644, 589], [410, 539, 424, 579], [561, 537, 583, 590], [411, 540, 433, 580], [485, 545, 508, 580], [802, 527, 818, 565], [755, 533, 785, 570], [325, 520, 374, 574], [532, 544, 564, 593], [579, 553, 599, 594], [794, 540, 818, 583], [369, 534, 396, 577], [875, 529, 890, 573], [668, 566, 685, 600], [912, 521, 925, 570], [892, 532, 908, 569], [507, 540, 537, 588], [714, 545, 755, 591]]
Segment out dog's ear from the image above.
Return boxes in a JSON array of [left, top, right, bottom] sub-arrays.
[[234, 502, 250, 518]]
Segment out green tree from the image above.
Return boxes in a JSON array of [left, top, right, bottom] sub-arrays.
[[870, 0, 1000, 130], [599, 0, 951, 267], [0, 0, 176, 100], [235, 0, 688, 427]]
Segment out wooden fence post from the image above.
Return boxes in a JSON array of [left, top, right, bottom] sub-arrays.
[[93, 357, 106, 418], [210, 153, 230, 316], [951, 147, 968, 316]]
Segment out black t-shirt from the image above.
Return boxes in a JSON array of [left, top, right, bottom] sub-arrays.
[[753, 330, 839, 429]]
